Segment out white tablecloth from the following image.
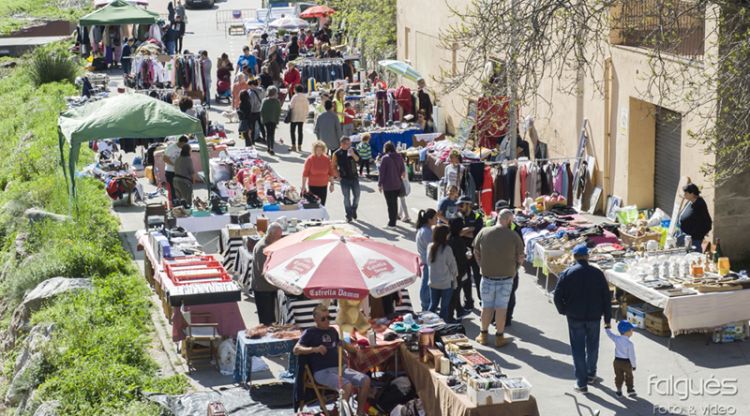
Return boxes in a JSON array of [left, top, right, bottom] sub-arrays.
[[176, 207, 329, 233], [605, 270, 750, 335]]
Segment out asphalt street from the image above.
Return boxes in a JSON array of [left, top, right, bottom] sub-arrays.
[[110, 1, 750, 414]]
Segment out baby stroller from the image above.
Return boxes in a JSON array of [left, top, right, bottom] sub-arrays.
[[216, 66, 232, 103]]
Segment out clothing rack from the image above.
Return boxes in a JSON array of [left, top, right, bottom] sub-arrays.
[[462, 156, 586, 166]]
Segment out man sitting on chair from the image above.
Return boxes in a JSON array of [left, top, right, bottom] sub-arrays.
[[293, 304, 371, 415]]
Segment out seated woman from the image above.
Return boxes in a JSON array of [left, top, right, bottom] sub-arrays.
[[293, 304, 371, 416]]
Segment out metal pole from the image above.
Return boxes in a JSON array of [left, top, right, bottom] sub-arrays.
[[507, 0, 519, 159]]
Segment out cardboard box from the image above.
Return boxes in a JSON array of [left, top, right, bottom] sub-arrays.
[[626, 304, 659, 329], [645, 311, 670, 337], [467, 385, 505, 406]]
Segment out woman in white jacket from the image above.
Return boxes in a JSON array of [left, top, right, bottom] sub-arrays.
[[427, 224, 458, 320], [288, 84, 309, 152]]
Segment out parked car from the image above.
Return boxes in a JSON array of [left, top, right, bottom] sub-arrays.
[[185, 0, 214, 9]]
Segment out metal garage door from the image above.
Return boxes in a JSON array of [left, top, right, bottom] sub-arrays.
[[654, 107, 682, 215]]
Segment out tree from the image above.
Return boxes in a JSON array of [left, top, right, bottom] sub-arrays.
[[439, 0, 750, 183], [324, 0, 397, 67]]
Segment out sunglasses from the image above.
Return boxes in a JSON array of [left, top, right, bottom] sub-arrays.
[[318, 316, 330, 322]]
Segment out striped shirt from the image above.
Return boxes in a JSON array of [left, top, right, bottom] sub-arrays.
[[357, 141, 373, 160]]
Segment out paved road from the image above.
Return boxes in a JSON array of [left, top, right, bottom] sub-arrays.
[[113, 2, 750, 415]]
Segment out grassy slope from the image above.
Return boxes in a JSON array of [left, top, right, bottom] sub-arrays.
[[0, 0, 89, 35], [0, 49, 186, 415]]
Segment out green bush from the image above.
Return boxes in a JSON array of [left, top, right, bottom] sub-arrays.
[[28, 47, 80, 86], [0, 45, 189, 414]]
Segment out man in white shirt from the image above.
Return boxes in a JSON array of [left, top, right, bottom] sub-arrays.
[[163, 136, 189, 204]]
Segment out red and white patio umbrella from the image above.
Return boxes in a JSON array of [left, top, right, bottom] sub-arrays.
[[299, 5, 336, 19], [263, 234, 420, 300]]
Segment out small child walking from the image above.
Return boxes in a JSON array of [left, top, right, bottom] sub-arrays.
[[357, 133, 373, 177], [606, 320, 637, 397]]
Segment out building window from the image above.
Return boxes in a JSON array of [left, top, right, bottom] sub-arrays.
[[404, 27, 410, 60], [610, 0, 705, 59]]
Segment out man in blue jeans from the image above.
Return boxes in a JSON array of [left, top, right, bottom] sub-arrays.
[[472, 210, 524, 348], [332, 136, 361, 222], [553, 244, 612, 393]]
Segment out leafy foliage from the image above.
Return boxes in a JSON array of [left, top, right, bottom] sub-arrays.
[[28, 45, 81, 86], [0, 46, 188, 415], [324, 0, 397, 65]]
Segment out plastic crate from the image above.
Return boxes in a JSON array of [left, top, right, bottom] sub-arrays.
[[501, 377, 532, 402], [425, 181, 439, 200]]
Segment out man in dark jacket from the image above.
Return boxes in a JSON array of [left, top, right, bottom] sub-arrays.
[[553, 244, 612, 393], [417, 79, 433, 132], [457, 196, 483, 312], [332, 137, 360, 222]]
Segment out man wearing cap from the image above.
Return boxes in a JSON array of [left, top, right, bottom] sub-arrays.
[[236, 46, 258, 76], [553, 243, 612, 393], [678, 183, 712, 253], [456, 196, 483, 312], [472, 209, 524, 347]]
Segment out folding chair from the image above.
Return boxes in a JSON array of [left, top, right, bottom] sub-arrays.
[[299, 365, 338, 416]]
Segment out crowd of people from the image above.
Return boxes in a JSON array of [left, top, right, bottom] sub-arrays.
[[149, 12, 642, 405]]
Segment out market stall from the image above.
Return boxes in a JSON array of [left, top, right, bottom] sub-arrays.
[[398, 343, 540, 416], [604, 253, 750, 336], [517, 201, 750, 339], [173, 147, 328, 233], [58, 93, 212, 198], [77, 0, 160, 65], [137, 229, 245, 341]]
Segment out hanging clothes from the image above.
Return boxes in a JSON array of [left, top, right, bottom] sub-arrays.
[[476, 96, 510, 149], [481, 165, 494, 214]]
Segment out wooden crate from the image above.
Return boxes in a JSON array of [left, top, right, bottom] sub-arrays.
[[645, 311, 670, 337]]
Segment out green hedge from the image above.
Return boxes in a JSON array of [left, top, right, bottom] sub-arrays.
[[0, 47, 187, 415]]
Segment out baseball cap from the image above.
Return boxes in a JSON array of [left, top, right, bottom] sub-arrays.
[[458, 196, 472, 205], [572, 244, 589, 256], [617, 320, 635, 335], [495, 199, 510, 211]]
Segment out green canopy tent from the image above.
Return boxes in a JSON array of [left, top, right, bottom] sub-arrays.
[[79, 0, 160, 26], [58, 93, 210, 198]]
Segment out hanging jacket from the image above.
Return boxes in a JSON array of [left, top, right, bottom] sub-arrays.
[[481, 165, 494, 215]]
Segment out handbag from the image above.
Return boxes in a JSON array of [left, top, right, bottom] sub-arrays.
[[283, 109, 291, 123], [400, 178, 411, 197]]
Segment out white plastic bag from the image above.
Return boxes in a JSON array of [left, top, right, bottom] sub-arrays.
[[217, 338, 236, 375]]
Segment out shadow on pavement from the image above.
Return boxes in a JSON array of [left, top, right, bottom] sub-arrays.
[[507, 320, 571, 356]]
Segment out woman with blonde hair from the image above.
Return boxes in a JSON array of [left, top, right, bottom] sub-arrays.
[[302, 141, 335, 205], [333, 87, 346, 123]]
